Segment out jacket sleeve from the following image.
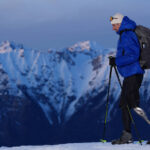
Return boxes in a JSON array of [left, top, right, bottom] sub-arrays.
[[115, 32, 140, 67]]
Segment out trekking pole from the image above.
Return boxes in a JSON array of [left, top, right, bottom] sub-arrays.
[[114, 66, 142, 145], [100, 65, 113, 143]]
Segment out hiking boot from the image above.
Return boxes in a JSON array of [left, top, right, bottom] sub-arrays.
[[147, 140, 150, 144], [111, 130, 133, 145]]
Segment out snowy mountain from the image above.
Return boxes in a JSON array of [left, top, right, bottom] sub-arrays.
[[0, 40, 150, 146]]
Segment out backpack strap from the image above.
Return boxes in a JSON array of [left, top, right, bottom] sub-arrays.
[[119, 29, 135, 42], [119, 29, 135, 35]]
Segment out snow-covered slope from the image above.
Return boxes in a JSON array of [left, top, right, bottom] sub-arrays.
[[0, 142, 150, 150], [0, 40, 150, 146], [0, 40, 119, 124]]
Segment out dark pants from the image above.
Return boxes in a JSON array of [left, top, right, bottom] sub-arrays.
[[119, 74, 143, 132]]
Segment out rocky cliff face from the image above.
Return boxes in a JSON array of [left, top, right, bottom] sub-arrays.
[[0, 41, 149, 146]]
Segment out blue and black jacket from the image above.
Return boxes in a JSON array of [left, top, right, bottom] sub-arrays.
[[115, 16, 144, 77]]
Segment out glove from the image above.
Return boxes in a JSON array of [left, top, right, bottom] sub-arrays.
[[109, 56, 116, 66]]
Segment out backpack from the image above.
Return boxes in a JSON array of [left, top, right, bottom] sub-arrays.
[[135, 25, 150, 69]]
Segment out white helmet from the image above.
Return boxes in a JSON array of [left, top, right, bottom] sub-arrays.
[[110, 13, 124, 24]]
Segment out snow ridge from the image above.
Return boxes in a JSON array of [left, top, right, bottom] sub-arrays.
[[0, 40, 149, 126]]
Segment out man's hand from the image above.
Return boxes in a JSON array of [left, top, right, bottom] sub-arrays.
[[109, 56, 116, 66]]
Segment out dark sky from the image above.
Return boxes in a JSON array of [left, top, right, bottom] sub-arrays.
[[0, 0, 150, 50]]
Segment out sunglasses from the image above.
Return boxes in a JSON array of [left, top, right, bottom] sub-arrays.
[[110, 16, 118, 21]]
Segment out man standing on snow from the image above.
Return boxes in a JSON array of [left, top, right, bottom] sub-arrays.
[[109, 13, 145, 144]]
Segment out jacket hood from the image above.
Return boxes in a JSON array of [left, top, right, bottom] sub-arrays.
[[117, 16, 136, 34]]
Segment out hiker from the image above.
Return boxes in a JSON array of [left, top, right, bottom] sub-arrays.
[[109, 13, 145, 144]]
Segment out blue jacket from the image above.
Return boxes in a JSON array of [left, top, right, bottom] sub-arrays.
[[115, 16, 144, 77]]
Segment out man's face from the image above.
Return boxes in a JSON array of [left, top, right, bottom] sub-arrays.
[[112, 23, 121, 32]]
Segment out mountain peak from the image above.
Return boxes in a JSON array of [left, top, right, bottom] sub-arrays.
[[67, 41, 104, 53], [0, 41, 13, 53], [68, 41, 91, 51], [0, 41, 24, 54]]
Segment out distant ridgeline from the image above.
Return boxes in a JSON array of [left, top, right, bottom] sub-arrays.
[[0, 41, 149, 146]]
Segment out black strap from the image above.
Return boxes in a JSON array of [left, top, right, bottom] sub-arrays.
[[120, 29, 135, 35], [119, 29, 135, 42]]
